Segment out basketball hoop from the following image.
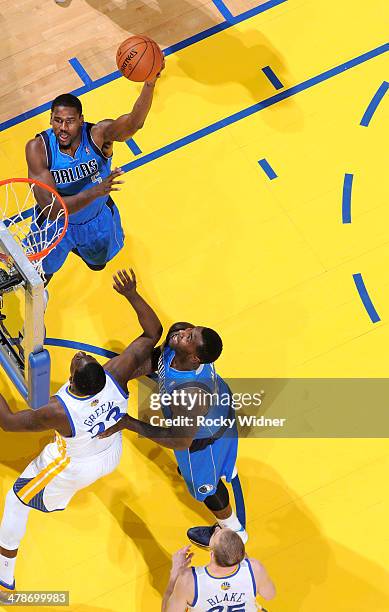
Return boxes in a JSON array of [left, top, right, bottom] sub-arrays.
[[0, 178, 68, 278]]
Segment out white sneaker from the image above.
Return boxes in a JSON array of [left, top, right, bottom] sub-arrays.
[[235, 527, 248, 544]]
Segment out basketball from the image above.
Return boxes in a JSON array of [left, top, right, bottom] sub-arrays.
[[116, 35, 164, 82]]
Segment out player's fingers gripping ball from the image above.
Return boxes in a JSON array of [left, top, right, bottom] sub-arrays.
[[116, 35, 164, 82]]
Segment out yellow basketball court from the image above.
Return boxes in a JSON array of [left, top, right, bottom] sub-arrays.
[[0, 0, 389, 609]]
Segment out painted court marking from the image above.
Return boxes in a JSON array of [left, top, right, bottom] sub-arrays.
[[211, 0, 235, 22], [342, 173, 353, 224], [262, 65, 284, 89], [126, 139, 142, 155], [360, 81, 389, 127], [45, 337, 117, 359], [68, 58, 93, 89], [352, 273, 381, 323], [258, 158, 278, 179]]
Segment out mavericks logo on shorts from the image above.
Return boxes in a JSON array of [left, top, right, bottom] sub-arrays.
[[198, 484, 214, 494]]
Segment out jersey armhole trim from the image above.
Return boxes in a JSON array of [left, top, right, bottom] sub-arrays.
[[105, 370, 129, 399], [246, 558, 257, 597], [190, 567, 198, 607], [55, 394, 76, 438], [36, 131, 52, 168], [86, 122, 112, 160]]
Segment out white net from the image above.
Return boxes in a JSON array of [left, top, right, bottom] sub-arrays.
[[0, 181, 67, 279]]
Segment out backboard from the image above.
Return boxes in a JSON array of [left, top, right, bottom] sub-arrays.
[[0, 221, 50, 409]]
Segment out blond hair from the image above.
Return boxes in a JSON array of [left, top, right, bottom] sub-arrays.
[[213, 529, 245, 567]]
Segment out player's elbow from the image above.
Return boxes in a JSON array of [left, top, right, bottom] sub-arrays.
[[127, 120, 145, 138], [261, 583, 276, 600], [2, 420, 25, 433], [154, 324, 163, 343], [145, 324, 163, 344]]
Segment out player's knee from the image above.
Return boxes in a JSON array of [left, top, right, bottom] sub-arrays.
[[0, 490, 30, 550], [203, 479, 230, 512]]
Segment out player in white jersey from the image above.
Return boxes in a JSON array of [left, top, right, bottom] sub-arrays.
[[0, 268, 162, 594], [162, 528, 275, 612]]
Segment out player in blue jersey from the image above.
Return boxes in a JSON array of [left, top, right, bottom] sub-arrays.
[[100, 322, 248, 548], [25, 69, 163, 283]]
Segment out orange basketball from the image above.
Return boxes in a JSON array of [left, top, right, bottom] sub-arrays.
[[116, 35, 164, 82]]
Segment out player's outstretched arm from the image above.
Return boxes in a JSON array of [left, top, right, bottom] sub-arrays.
[[162, 547, 194, 612], [104, 268, 163, 388], [26, 138, 124, 215], [93, 63, 165, 144], [0, 394, 71, 435], [250, 558, 276, 601], [98, 386, 209, 450]]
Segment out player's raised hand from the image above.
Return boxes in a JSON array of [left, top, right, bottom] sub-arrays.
[[113, 268, 137, 298], [170, 545, 194, 581], [98, 417, 128, 439], [146, 58, 165, 85], [91, 167, 124, 197]]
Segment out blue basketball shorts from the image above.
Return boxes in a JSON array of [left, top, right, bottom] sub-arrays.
[[174, 434, 239, 502], [30, 199, 124, 276]]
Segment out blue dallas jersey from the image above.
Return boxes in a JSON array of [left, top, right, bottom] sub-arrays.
[[157, 345, 239, 502], [38, 122, 112, 224], [158, 345, 233, 440]]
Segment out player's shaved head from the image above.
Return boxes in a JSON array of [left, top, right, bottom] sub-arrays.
[[196, 327, 223, 363], [168, 325, 222, 365], [212, 528, 245, 567], [73, 361, 106, 396]]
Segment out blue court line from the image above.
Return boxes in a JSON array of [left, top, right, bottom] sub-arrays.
[[342, 173, 353, 224], [232, 0, 286, 24], [126, 138, 142, 155], [68, 58, 93, 88], [262, 65, 284, 89], [360, 81, 389, 127], [258, 158, 277, 179], [45, 337, 117, 358], [0, 0, 287, 134], [211, 0, 234, 22], [352, 273, 380, 323], [119, 42, 389, 174], [4, 208, 33, 226]]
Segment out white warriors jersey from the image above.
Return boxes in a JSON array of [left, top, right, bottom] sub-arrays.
[[54, 371, 128, 459], [189, 559, 259, 612]]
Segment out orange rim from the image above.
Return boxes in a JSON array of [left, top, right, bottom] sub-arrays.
[[0, 177, 69, 262]]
